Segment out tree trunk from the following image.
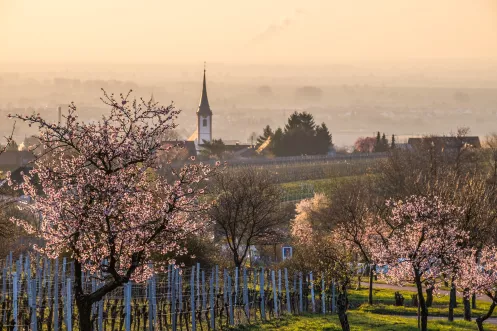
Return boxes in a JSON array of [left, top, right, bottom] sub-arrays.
[[448, 283, 456, 322], [425, 286, 434, 308], [414, 272, 428, 331], [472, 293, 477, 309], [337, 283, 350, 331], [368, 265, 375, 305], [463, 290, 471, 321], [76, 298, 93, 331], [476, 302, 496, 331], [356, 275, 361, 290]]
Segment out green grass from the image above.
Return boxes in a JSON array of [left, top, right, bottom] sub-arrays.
[[349, 287, 493, 318], [229, 286, 497, 330], [281, 176, 359, 196], [229, 311, 497, 330]]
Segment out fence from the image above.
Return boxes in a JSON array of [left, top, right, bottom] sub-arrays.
[[0, 252, 339, 331]]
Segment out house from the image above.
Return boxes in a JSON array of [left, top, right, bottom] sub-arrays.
[[407, 136, 481, 152], [0, 151, 35, 171]]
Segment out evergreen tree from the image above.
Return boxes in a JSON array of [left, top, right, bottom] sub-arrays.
[[264, 112, 333, 156], [256, 125, 273, 148], [316, 123, 333, 154], [284, 111, 316, 133], [201, 139, 226, 159], [391, 134, 396, 149], [373, 132, 381, 152], [270, 128, 284, 156], [381, 133, 389, 152]]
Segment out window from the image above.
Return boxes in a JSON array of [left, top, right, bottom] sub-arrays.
[[282, 246, 293, 260], [203, 118, 207, 127]]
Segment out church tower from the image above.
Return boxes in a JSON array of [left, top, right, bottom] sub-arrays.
[[197, 64, 213, 146]]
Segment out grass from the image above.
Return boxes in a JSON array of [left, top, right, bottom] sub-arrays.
[[280, 176, 360, 196], [230, 286, 497, 330], [349, 287, 493, 318], [229, 311, 497, 330]]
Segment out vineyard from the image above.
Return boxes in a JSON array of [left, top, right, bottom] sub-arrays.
[[228, 154, 384, 183], [0, 253, 341, 331]]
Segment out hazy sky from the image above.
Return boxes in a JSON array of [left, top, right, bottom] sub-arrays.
[[2, 0, 497, 65]]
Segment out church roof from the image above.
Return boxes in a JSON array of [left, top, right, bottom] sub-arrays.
[[197, 69, 212, 116]]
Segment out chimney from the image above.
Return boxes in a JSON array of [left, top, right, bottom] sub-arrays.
[[57, 106, 62, 125]]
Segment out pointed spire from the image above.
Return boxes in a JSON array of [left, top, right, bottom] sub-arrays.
[[197, 62, 212, 115]]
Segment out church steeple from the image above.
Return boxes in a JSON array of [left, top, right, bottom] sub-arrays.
[[196, 62, 213, 146], [197, 62, 212, 116]]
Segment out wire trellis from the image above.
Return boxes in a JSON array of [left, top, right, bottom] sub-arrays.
[[0, 253, 339, 331]]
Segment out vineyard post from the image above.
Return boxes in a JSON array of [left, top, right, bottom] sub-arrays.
[[209, 271, 215, 330], [167, 265, 172, 306], [321, 273, 325, 315], [299, 272, 303, 314], [260, 268, 265, 321], [228, 274, 234, 325], [331, 279, 336, 313], [234, 267, 239, 309], [172, 268, 177, 331], [278, 269, 282, 313], [125, 282, 131, 331], [13, 271, 18, 331], [243, 268, 249, 321], [98, 281, 103, 331], [202, 270, 206, 311], [1, 268, 6, 303], [31, 279, 37, 331], [66, 278, 72, 331], [310, 272, 315, 313], [272, 270, 277, 317], [148, 278, 153, 331], [196, 263, 200, 313], [215, 265, 219, 297], [54, 259, 59, 331], [285, 269, 290, 314], [191, 265, 196, 331], [179, 272, 183, 318], [223, 269, 227, 304]]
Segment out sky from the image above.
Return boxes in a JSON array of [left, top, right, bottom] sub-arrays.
[[2, 0, 497, 66]]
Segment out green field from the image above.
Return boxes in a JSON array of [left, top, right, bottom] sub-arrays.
[[230, 312, 496, 331], [231, 286, 497, 330]]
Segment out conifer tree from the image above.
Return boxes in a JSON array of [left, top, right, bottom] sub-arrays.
[[256, 125, 273, 148]]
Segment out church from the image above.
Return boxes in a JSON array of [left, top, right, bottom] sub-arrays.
[[189, 66, 213, 152], [186, 66, 255, 157]]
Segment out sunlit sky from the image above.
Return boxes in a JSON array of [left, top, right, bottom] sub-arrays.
[[2, 0, 497, 65]]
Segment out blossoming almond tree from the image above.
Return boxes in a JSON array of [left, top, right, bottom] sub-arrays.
[[8, 90, 218, 331], [372, 196, 467, 331], [457, 247, 497, 331], [291, 194, 356, 331]]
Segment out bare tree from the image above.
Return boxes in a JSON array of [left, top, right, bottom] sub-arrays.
[[485, 133, 497, 186], [209, 168, 289, 268]]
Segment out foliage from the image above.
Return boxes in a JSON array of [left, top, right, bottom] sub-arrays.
[[210, 168, 289, 268], [256, 125, 273, 148], [372, 196, 468, 331], [262, 112, 332, 156], [457, 246, 497, 330], [7, 90, 218, 330], [354, 137, 376, 153], [201, 138, 227, 159]]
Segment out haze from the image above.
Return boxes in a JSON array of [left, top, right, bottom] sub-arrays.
[[1, 0, 497, 146], [3, 0, 497, 64]]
